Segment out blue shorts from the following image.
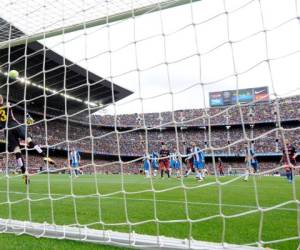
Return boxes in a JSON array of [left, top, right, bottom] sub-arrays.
[[251, 161, 259, 171], [194, 160, 205, 169], [170, 160, 175, 169], [174, 161, 180, 169], [144, 161, 150, 171], [152, 163, 158, 170], [72, 163, 79, 168]]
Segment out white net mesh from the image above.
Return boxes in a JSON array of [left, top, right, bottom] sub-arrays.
[[0, 0, 165, 36], [0, 0, 300, 249]]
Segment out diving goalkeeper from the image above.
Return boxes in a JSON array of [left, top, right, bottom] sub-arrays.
[[0, 95, 55, 184]]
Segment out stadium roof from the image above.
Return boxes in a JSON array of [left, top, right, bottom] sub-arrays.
[[0, 17, 132, 117]]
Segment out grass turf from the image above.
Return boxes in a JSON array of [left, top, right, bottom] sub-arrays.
[[0, 174, 299, 249]]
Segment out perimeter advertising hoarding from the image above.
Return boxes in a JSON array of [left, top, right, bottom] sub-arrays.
[[209, 87, 269, 107]]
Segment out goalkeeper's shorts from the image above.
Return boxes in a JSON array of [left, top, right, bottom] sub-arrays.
[[5, 123, 28, 152]]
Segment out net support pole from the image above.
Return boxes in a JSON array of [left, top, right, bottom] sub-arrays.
[[0, 0, 201, 50]]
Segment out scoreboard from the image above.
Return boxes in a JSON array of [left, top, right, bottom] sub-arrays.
[[209, 86, 269, 107]]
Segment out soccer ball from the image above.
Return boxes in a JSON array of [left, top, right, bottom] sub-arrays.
[[8, 70, 19, 79]]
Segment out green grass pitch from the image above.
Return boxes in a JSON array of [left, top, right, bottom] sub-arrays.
[[0, 174, 299, 250]]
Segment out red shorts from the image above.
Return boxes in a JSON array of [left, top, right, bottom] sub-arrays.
[[159, 160, 169, 170], [188, 160, 194, 171]]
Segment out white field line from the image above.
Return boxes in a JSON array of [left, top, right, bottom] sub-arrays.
[[0, 190, 298, 212]]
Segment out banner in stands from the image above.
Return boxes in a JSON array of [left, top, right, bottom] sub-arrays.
[[209, 86, 269, 107], [254, 86, 269, 101]]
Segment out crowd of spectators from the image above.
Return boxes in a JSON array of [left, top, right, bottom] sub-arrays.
[[2, 119, 295, 157], [0, 95, 299, 174], [93, 95, 300, 127], [0, 96, 299, 156]]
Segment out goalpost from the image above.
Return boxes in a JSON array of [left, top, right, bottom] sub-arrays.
[[0, 0, 299, 249]]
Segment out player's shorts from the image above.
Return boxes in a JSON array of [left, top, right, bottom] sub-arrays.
[[174, 160, 180, 169], [71, 162, 79, 168], [5, 124, 27, 152], [152, 162, 158, 170], [187, 160, 194, 171], [143, 161, 150, 171], [194, 160, 205, 169], [170, 160, 175, 169], [251, 161, 259, 171], [159, 160, 170, 170]]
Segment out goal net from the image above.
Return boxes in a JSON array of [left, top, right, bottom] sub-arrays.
[[0, 0, 300, 249]]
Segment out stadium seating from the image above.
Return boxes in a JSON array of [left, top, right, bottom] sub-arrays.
[[0, 95, 299, 174]]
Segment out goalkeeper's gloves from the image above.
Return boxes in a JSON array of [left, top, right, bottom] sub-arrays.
[[26, 113, 34, 125]]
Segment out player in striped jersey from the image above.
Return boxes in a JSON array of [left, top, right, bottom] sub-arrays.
[[189, 142, 205, 181], [244, 145, 259, 181], [143, 150, 151, 178], [70, 147, 81, 177], [170, 147, 181, 178], [250, 149, 259, 173]]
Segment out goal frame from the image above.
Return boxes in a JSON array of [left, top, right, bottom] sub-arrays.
[[0, 0, 201, 50]]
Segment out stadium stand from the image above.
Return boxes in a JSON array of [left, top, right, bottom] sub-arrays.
[[0, 95, 299, 175]]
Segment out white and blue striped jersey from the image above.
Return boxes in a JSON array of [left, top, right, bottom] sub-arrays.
[[249, 149, 258, 165], [151, 151, 159, 167], [170, 152, 177, 161], [70, 150, 80, 167], [192, 147, 205, 163], [143, 153, 150, 170]]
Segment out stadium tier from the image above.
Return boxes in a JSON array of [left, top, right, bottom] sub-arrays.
[[93, 95, 300, 128], [0, 95, 299, 173]]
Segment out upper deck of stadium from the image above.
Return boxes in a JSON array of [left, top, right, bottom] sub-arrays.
[[92, 95, 300, 128], [0, 17, 132, 117]]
